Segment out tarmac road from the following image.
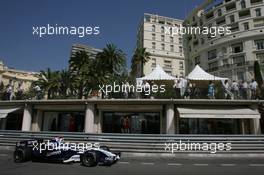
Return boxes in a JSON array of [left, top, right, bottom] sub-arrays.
[[1, 150, 264, 175]]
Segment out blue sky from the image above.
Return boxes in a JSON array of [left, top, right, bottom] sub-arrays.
[[0, 0, 204, 72]]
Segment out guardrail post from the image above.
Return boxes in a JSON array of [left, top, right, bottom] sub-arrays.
[[22, 104, 32, 131], [166, 103, 175, 134], [85, 104, 95, 133]]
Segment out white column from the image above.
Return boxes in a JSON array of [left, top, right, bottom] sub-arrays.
[[166, 103, 175, 134], [31, 110, 43, 132], [22, 105, 32, 131], [97, 111, 102, 134], [250, 105, 261, 135], [85, 104, 95, 133], [241, 119, 245, 135], [252, 118, 261, 134]]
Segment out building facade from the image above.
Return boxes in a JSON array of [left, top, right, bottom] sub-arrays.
[[0, 99, 263, 135], [70, 44, 102, 59], [184, 0, 264, 81], [0, 60, 38, 94], [135, 13, 185, 78]]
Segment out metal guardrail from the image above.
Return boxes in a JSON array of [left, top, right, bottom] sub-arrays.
[[0, 130, 264, 154]]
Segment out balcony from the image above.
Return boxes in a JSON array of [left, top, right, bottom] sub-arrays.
[[233, 62, 246, 67], [239, 9, 251, 19], [250, 0, 263, 5], [225, 2, 236, 12], [208, 66, 219, 72]]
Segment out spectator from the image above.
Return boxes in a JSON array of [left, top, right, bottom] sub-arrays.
[[191, 83, 200, 99], [231, 80, 239, 99], [223, 80, 230, 99], [250, 79, 258, 99], [184, 82, 192, 99], [123, 116, 130, 133], [207, 81, 215, 99], [6, 84, 13, 100], [142, 81, 150, 98], [34, 85, 42, 100], [16, 83, 24, 100], [173, 79, 181, 98], [241, 81, 248, 100], [179, 78, 187, 99]]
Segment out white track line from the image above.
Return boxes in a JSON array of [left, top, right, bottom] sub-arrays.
[[141, 162, 154, 165], [0, 154, 8, 157], [118, 161, 130, 164], [168, 163, 182, 166], [221, 164, 236, 166], [193, 164, 209, 166], [249, 164, 264, 167]]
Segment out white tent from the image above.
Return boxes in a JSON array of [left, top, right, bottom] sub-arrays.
[[186, 65, 228, 81], [137, 65, 177, 81]]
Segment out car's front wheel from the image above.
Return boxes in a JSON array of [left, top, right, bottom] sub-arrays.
[[81, 152, 98, 167]]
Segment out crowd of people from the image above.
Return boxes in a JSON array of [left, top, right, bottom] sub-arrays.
[[0, 83, 24, 100], [1, 79, 263, 100], [0, 83, 42, 101], [223, 79, 260, 100], [172, 78, 262, 100]]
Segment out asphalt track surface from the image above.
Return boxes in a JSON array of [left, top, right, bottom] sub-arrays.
[[1, 150, 264, 175]]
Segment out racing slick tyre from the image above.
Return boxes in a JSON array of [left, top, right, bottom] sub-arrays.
[[81, 152, 98, 167], [13, 147, 31, 163]]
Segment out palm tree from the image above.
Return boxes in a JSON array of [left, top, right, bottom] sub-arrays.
[[69, 51, 95, 99], [131, 47, 150, 77], [58, 69, 71, 98], [96, 44, 126, 78], [36, 68, 60, 99]]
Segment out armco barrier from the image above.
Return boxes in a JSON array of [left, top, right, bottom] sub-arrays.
[[0, 130, 264, 153]]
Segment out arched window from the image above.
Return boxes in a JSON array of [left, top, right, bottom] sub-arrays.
[[152, 25, 156, 32], [161, 26, 165, 33]]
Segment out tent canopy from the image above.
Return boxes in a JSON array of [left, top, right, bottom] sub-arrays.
[[137, 65, 177, 81], [186, 65, 228, 81]]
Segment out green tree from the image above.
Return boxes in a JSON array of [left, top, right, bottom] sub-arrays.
[[96, 44, 127, 85], [69, 51, 95, 99], [131, 47, 150, 77], [254, 61, 264, 99], [254, 61, 263, 86], [36, 68, 60, 99], [58, 69, 71, 98]]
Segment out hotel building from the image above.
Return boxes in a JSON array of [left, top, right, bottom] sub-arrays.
[[70, 44, 102, 59], [184, 0, 264, 81], [135, 13, 185, 78], [0, 60, 38, 93]]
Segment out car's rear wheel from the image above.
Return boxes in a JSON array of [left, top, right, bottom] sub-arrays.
[[14, 148, 31, 163], [81, 153, 98, 167]]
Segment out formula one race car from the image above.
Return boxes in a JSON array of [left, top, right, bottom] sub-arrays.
[[13, 137, 121, 167]]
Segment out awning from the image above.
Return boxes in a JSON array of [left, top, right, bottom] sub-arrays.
[[177, 107, 260, 119], [0, 107, 21, 119]]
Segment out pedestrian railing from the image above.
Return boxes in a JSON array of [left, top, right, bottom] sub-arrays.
[[0, 130, 263, 154]]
